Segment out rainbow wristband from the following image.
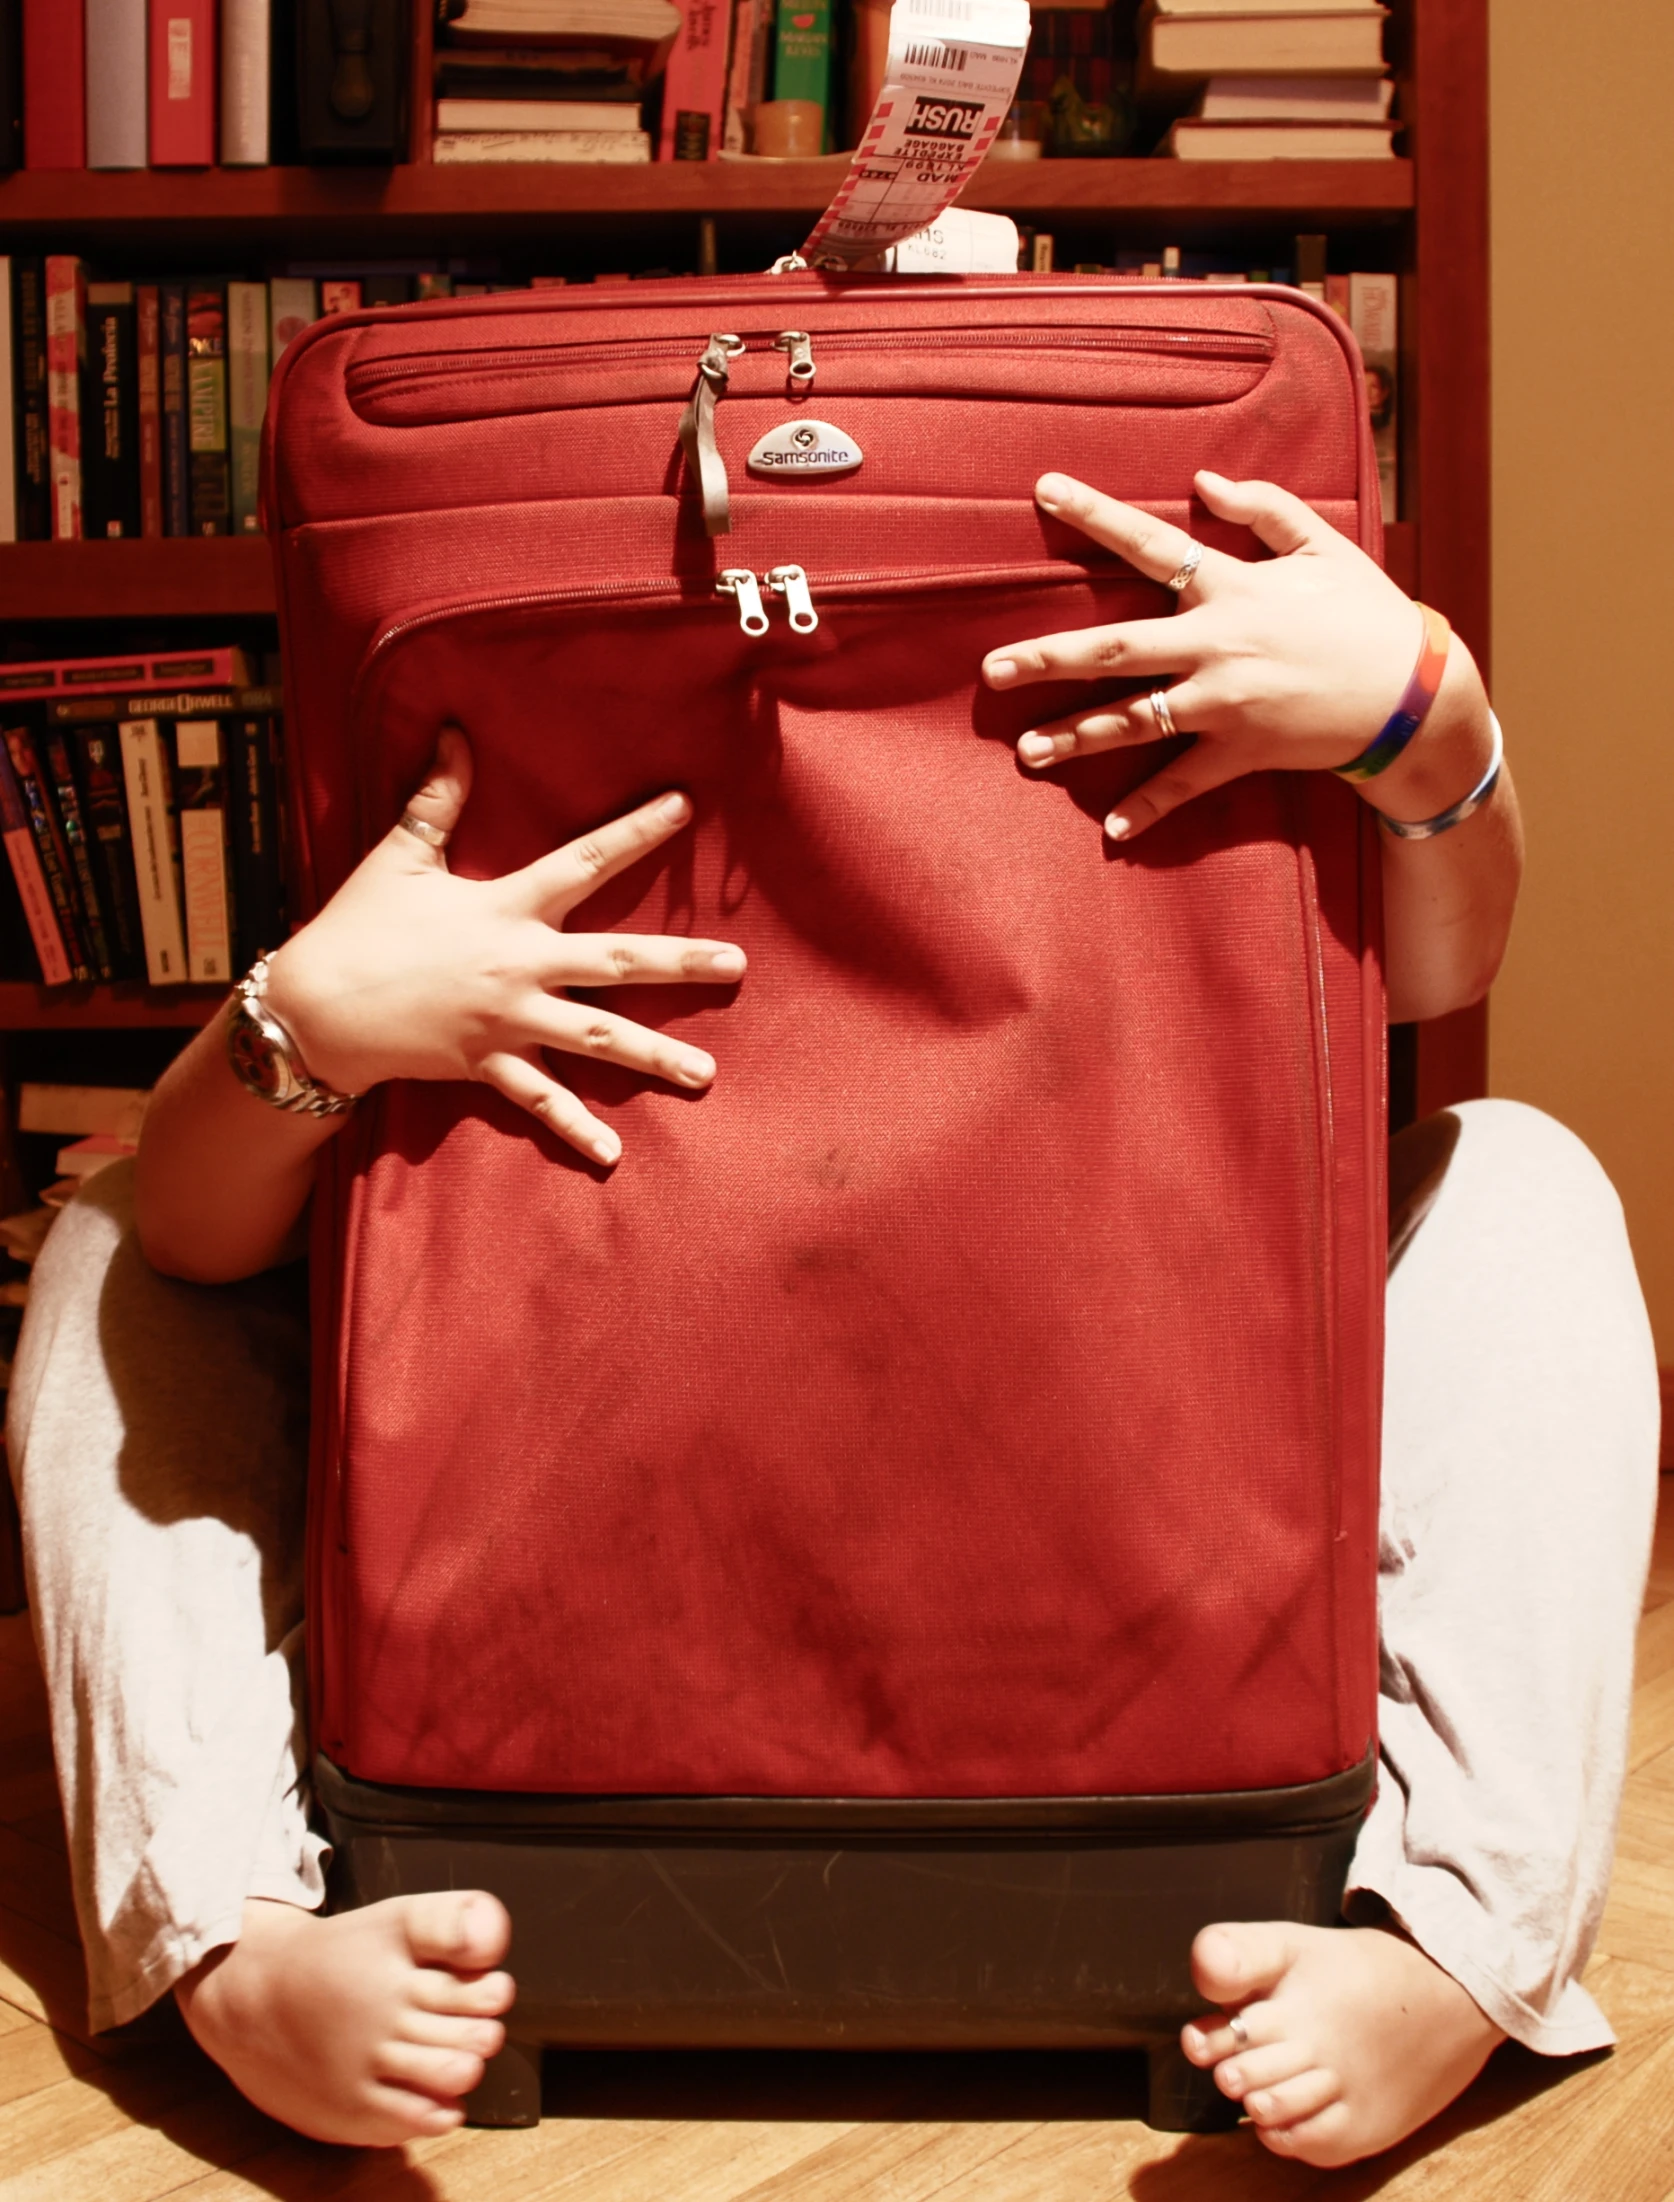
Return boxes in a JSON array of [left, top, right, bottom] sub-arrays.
[[1334, 604, 1452, 782]]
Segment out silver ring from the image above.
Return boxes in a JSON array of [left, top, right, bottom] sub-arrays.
[[398, 811, 450, 849], [1149, 689, 1180, 741], [1165, 540, 1204, 593], [1228, 2014, 1250, 2051]]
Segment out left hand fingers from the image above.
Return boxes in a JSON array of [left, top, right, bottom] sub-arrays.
[[1035, 472, 1228, 594], [984, 611, 1206, 691], [1017, 677, 1212, 768]]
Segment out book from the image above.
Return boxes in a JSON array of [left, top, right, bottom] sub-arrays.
[[185, 281, 230, 536], [148, 0, 216, 165], [55, 1134, 136, 1180], [82, 282, 141, 540], [169, 716, 233, 982], [1348, 269, 1397, 522], [1143, 7, 1388, 76], [159, 280, 189, 537], [0, 642, 252, 699], [0, 259, 13, 541], [433, 96, 644, 130], [433, 128, 651, 160], [22, 0, 85, 168], [40, 724, 114, 977], [297, 0, 409, 160], [1167, 118, 1395, 158], [433, 47, 650, 98], [0, 734, 70, 984], [11, 258, 50, 539], [17, 1083, 150, 1137], [3, 716, 91, 979], [227, 708, 285, 965], [1198, 73, 1394, 120], [722, 0, 772, 154], [226, 280, 267, 535], [117, 717, 187, 984], [773, 0, 832, 123], [269, 277, 319, 362], [62, 725, 144, 975], [440, 0, 680, 50], [657, 0, 729, 162], [135, 282, 162, 536], [85, 0, 148, 168], [44, 256, 83, 543], [220, 0, 270, 164], [320, 279, 362, 313]]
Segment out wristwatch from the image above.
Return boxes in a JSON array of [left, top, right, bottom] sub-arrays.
[[226, 956, 363, 1118]]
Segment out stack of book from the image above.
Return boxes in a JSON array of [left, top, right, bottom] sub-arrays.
[[1143, 0, 1397, 161], [0, 647, 288, 989], [432, 0, 678, 163]]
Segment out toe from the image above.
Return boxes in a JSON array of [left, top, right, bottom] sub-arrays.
[[1256, 2098, 1358, 2168], [376, 2037, 488, 2103], [406, 1889, 512, 1974], [1190, 1920, 1302, 2008], [1212, 2037, 1317, 2103], [412, 1964, 517, 2019], [399, 2009, 507, 2061], [1245, 2065, 1341, 2130], [1181, 1995, 1282, 2067]]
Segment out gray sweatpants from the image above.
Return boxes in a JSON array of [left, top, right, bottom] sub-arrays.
[[7, 1100, 1662, 2047]]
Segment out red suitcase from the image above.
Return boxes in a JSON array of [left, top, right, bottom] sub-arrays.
[[266, 274, 1387, 2129]]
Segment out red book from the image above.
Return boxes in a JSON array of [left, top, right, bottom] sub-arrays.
[[148, 0, 216, 166], [136, 284, 164, 538], [22, 0, 86, 170], [0, 733, 70, 985], [44, 256, 84, 542], [657, 0, 729, 161]]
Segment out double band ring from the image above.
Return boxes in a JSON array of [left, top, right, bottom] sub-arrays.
[[1165, 540, 1204, 594], [1150, 689, 1181, 741], [398, 811, 450, 849]]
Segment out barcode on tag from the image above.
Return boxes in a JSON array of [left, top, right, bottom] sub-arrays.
[[904, 40, 969, 69]]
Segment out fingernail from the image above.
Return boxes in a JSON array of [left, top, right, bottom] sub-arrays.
[[660, 792, 691, 824], [708, 947, 745, 978], [1183, 2026, 1207, 2057], [1105, 813, 1131, 841], [1017, 732, 1055, 764], [593, 1129, 621, 1165], [678, 1055, 715, 1087], [986, 657, 1017, 688], [1036, 472, 1069, 511], [1198, 468, 1229, 485], [1222, 2064, 1243, 2093]]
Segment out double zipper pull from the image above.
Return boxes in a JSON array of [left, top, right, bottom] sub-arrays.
[[679, 332, 745, 537], [773, 331, 816, 392], [717, 569, 770, 636], [766, 565, 819, 634]]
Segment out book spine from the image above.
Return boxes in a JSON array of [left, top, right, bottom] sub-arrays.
[[267, 276, 318, 364], [148, 0, 215, 165], [42, 727, 114, 978], [22, 0, 85, 169], [186, 281, 229, 534], [117, 718, 188, 983], [135, 281, 162, 535], [0, 732, 70, 984], [1348, 270, 1398, 525], [0, 257, 14, 540], [658, 0, 729, 162], [229, 710, 285, 966], [170, 718, 233, 982], [160, 280, 188, 536], [723, 0, 771, 155], [85, 0, 148, 168], [12, 257, 50, 538], [219, 0, 269, 165], [43, 254, 83, 541], [226, 279, 267, 535], [81, 283, 140, 539], [4, 716, 91, 978], [773, 0, 832, 133], [68, 726, 144, 977], [318, 279, 361, 315], [3, 642, 248, 700]]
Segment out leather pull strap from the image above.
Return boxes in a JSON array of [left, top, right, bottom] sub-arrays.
[[678, 333, 743, 538]]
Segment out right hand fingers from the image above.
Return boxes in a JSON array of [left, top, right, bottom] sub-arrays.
[[502, 789, 696, 921], [480, 1052, 622, 1168], [521, 996, 717, 1093], [539, 933, 746, 989]]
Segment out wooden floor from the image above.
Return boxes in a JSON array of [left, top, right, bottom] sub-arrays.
[[2, 1488, 1671, 2202]]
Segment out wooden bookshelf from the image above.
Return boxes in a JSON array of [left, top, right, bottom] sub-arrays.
[[0, 985, 223, 1032]]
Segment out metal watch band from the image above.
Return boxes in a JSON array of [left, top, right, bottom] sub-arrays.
[[227, 955, 363, 1119]]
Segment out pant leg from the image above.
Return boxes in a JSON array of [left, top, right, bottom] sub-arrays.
[[1347, 1098, 1661, 2055], [7, 1160, 325, 2032]]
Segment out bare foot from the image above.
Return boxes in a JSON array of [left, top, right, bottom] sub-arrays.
[[1179, 1920, 1504, 2167], [175, 1891, 516, 2146]]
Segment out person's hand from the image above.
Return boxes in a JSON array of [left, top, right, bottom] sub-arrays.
[[262, 729, 743, 1168], [981, 469, 1481, 841]]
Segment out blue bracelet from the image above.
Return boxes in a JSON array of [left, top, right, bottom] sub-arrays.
[[1378, 713, 1505, 840]]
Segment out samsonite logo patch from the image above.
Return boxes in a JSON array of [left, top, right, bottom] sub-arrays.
[[746, 420, 865, 477]]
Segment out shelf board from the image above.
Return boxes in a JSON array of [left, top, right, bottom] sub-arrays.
[[0, 159, 1413, 244], [0, 983, 222, 1030], [0, 522, 1418, 625]]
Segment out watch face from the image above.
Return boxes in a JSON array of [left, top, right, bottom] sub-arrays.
[[229, 1007, 286, 1102]]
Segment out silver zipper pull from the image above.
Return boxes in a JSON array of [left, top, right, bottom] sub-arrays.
[[765, 564, 819, 634], [773, 330, 816, 392], [717, 568, 770, 636]]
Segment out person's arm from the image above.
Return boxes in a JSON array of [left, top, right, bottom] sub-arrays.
[[135, 731, 745, 1285], [978, 470, 1522, 1025]]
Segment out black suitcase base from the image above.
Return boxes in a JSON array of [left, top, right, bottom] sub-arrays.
[[315, 1752, 1374, 2135]]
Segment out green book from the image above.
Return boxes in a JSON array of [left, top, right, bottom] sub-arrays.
[[774, 0, 833, 139]]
